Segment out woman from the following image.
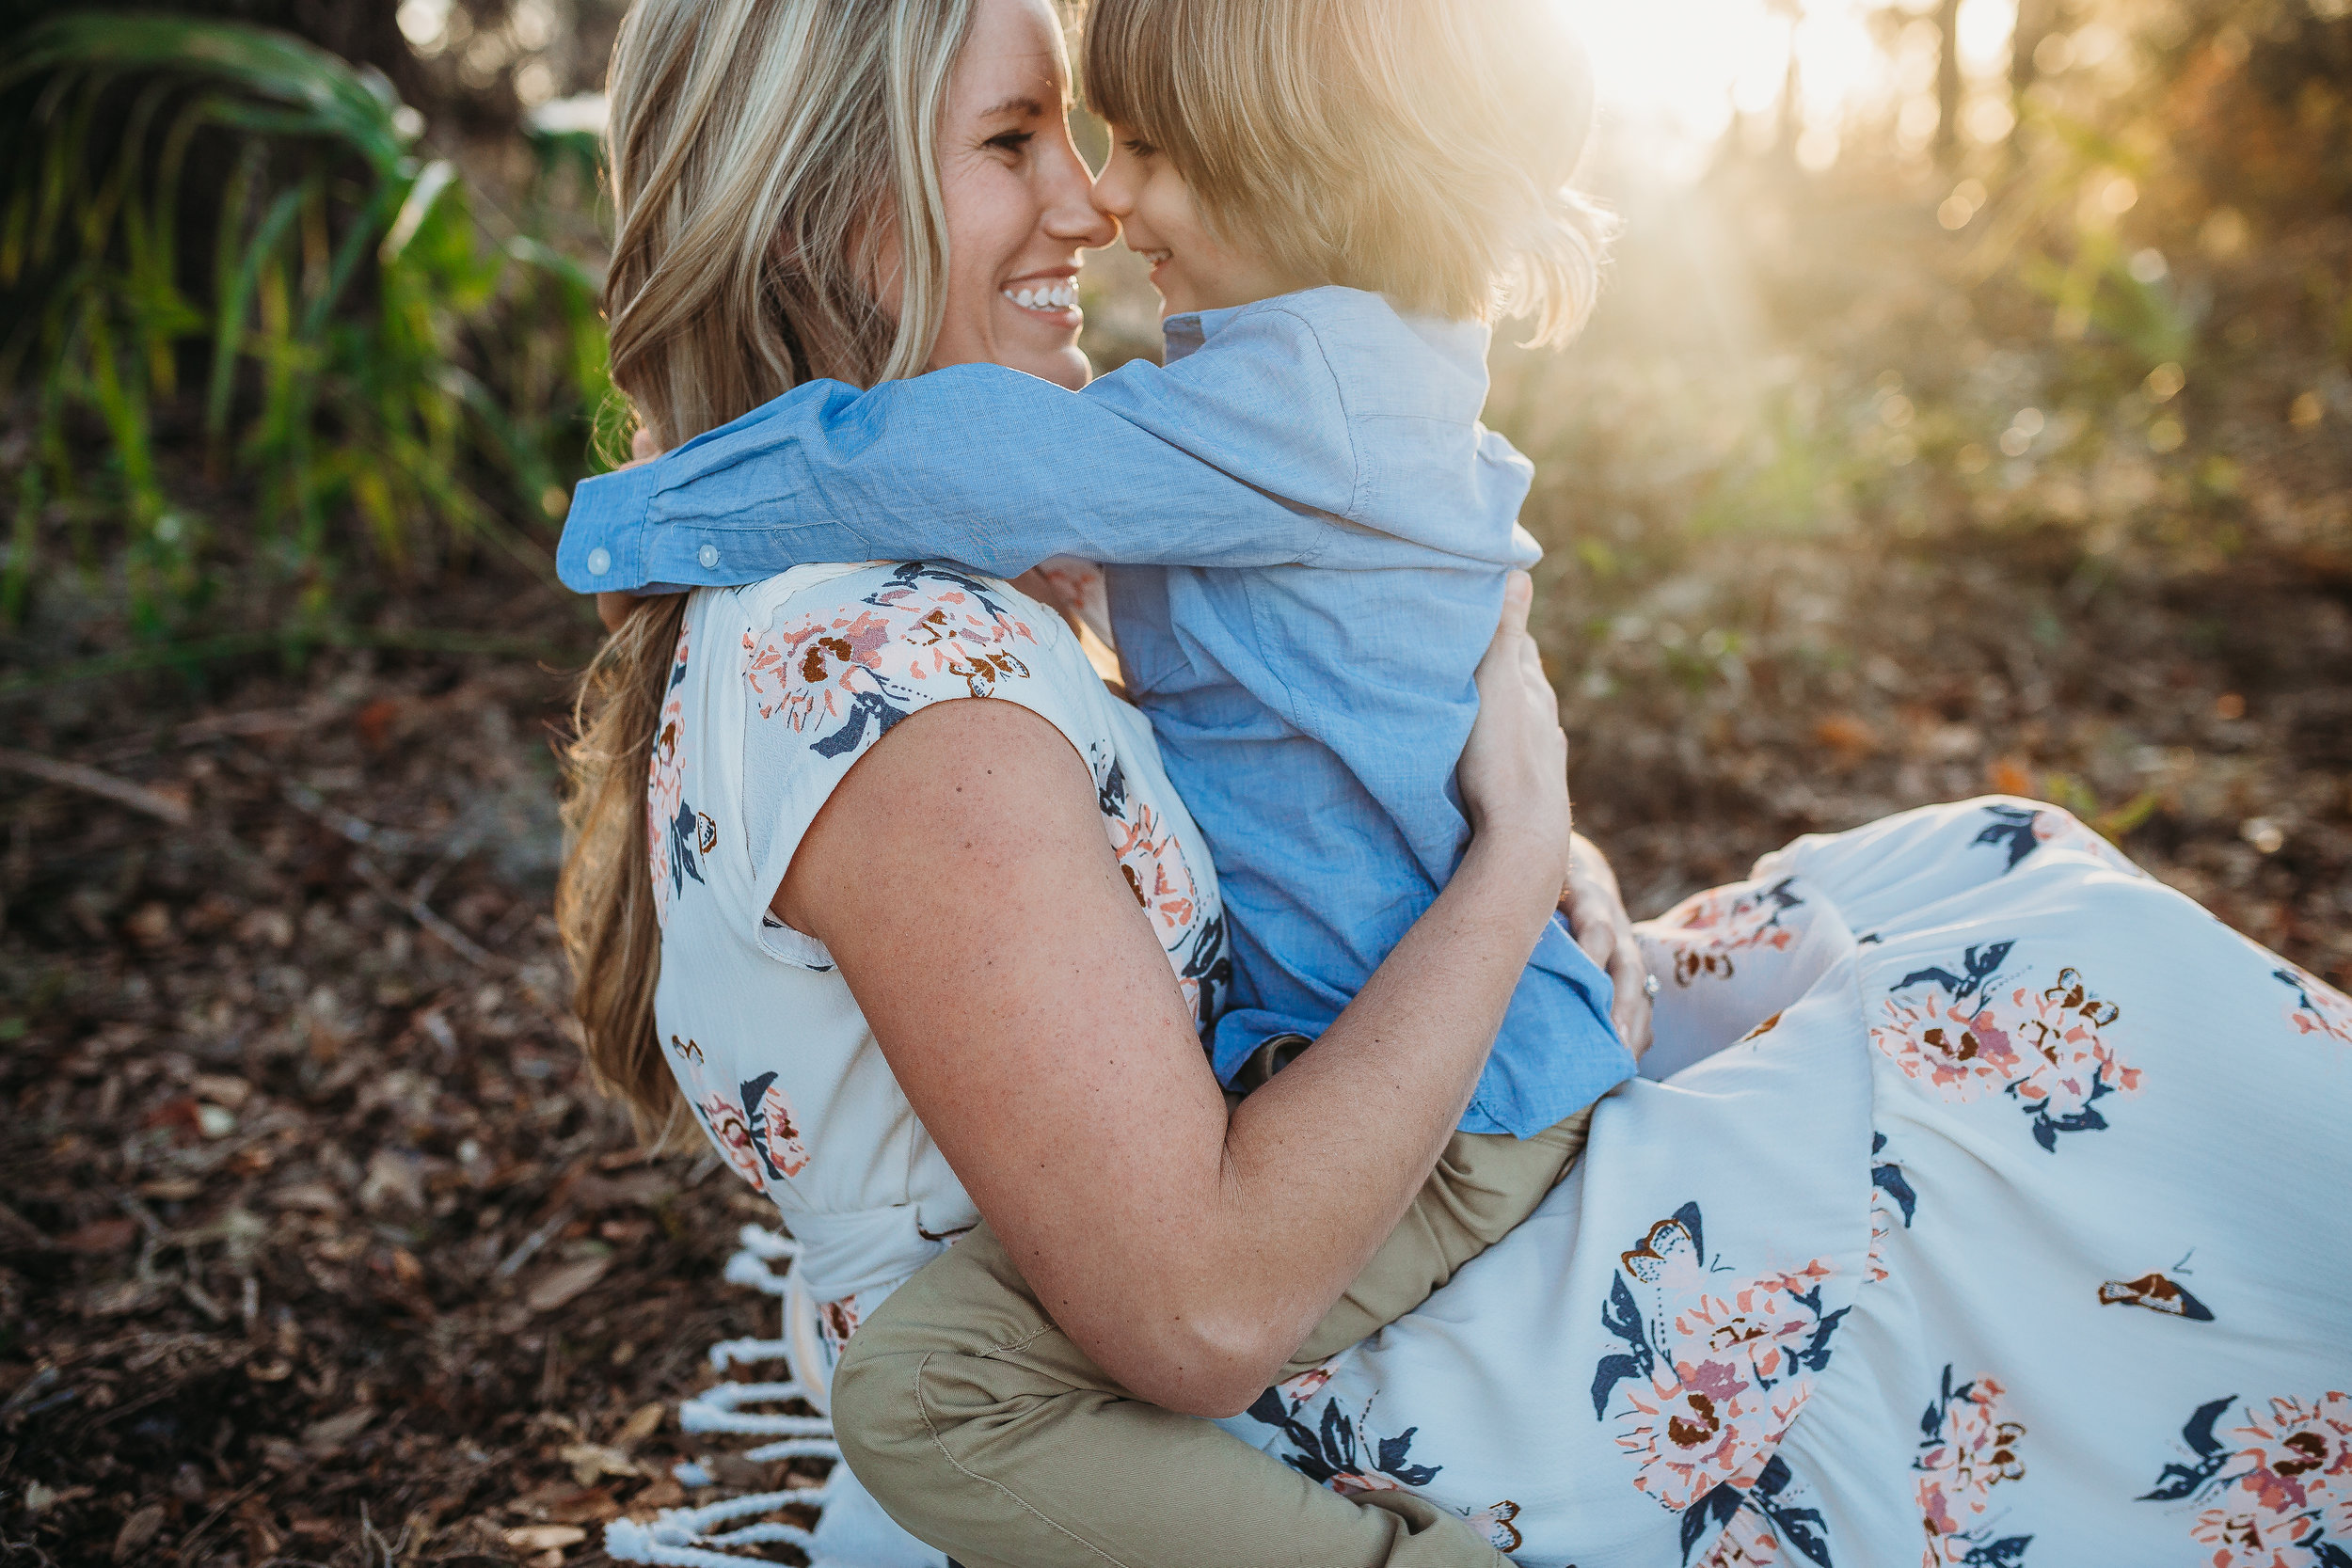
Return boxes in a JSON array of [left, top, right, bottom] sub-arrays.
[[562, 0, 1629, 1563], [560, 2, 2352, 1566]]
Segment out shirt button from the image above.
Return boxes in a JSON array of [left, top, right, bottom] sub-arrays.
[[697, 544, 721, 570], [585, 546, 612, 577]]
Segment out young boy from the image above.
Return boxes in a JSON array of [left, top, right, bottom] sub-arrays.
[[564, 0, 1628, 1560]]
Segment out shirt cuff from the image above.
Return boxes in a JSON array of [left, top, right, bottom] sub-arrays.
[[556, 462, 662, 593]]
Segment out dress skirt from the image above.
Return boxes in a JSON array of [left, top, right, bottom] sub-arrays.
[[1218, 798, 2352, 1568]]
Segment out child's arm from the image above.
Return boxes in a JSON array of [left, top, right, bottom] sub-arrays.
[[558, 304, 1522, 594]]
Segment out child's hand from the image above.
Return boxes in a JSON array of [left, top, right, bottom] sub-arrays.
[[596, 427, 666, 631], [1560, 832, 1655, 1058]]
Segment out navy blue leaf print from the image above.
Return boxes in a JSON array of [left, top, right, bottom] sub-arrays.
[[1870, 1143, 1918, 1228], [1680, 1483, 1743, 1563], [2136, 1394, 2238, 1501], [2315, 1542, 2352, 1568], [1375, 1431, 1440, 1488], [2011, 1073, 2115, 1152], [1179, 911, 1232, 1030], [1247, 1391, 1444, 1492], [1783, 1287, 1851, 1377], [1245, 1389, 1335, 1485], [1319, 1400, 1355, 1474], [1592, 1274, 1655, 1418], [1973, 804, 2042, 871], [1096, 753, 1130, 818], [666, 798, 706, 897], [1921, 1365, 1959, 1440], [808, 689, 914, 759], [1897, 942, 2015, 1004], [1960, 1536, 2033, 1567]]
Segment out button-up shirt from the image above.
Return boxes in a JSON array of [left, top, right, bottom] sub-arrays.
[[557, 286, 1632, 1136]]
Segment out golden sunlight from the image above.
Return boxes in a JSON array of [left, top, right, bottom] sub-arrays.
[[1555, 0, 2025, 174]]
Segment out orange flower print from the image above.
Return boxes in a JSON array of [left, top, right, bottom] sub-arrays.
[[2144, 1392, 2352, 1568], [741, 566, 1039, 755], [1655, 877, 1806, 987], [1618, 1371, 1808, 1511], [2276, 963, 2352, 1049], [1701, 1507, 1787, 1566], [1595, 1203, 1847, 1517], [1914, 1368, 2028, 1568], [2189, 1506, 2321, 1568], [818, 1294, 862, 1357], [1105, 800, 1198, 935], [1875, 956, 2137, 1151], [1090, 743, 1218, 1025], [1273, 1364, 1333, 1414], [755, 1080, 810, 1180], [1871, 993, 2026, 1101], [700, 1091, 766, 1193]]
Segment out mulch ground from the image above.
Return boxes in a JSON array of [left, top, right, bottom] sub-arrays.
[[2, 525, 2345, 1566]]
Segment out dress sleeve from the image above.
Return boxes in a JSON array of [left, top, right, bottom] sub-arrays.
[[733, 562, 1097, 970]]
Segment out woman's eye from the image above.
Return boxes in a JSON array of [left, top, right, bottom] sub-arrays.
[[987, 131, 1034, 155]]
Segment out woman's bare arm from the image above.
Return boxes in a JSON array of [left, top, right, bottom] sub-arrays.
[[780, 581, 1570, 1418]]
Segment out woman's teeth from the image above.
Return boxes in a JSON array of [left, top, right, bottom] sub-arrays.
[[1140, 249, 1170, 266], [1004, 281, 1079, 312]]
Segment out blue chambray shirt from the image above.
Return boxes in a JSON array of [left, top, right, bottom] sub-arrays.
[[558, 286, 1634, 1137]]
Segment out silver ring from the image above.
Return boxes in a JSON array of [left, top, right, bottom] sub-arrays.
[[1643, 974, 1661, 1000]]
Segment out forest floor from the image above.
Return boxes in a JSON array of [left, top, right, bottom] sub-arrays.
[[2, 510, 2345, 1567]]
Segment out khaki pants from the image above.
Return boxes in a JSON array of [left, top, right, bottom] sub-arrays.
[[831, 1111, 1588, 1568]]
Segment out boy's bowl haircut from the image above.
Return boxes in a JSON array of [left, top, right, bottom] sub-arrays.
[[1081, 0, 1617, 345]]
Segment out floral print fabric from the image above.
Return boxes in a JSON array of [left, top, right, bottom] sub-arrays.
[[729, 564, 1230, 1024], [1216, 798, 2350, 1567], [2142, 1392, 2352, 1568], [645, 566, 1230, 1420]]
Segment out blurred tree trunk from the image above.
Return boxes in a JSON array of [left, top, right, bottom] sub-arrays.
[[1933, 0, 1963, 168]]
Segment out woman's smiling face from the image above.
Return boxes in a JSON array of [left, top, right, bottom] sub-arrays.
[[923, 0, 1114, 389]]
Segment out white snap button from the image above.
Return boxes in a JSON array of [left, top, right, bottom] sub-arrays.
[[697, 544, 721, 569], [585, 546, 612, 577]]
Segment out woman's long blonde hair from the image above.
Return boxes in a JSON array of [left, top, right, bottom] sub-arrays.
[[556, 0, 975, 1134]]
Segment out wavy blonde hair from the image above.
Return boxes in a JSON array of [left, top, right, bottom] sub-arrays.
[[1083, 0, 1614, 345], [557, 0, 976, 1134]]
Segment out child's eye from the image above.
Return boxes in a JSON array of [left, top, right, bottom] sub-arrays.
[[1121, 136, 1158, 159], [986, 130, 1034, 155]]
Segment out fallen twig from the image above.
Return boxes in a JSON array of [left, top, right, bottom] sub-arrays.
[[0, 748, 192, 826], [349, 853, 504, 972]]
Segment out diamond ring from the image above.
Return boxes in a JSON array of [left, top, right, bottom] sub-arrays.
[[1643, 974, 1661, 1000]]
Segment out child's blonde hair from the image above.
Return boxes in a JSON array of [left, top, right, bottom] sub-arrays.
[[1082, 0, 1614, 345]]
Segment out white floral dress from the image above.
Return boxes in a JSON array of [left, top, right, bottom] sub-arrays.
[[648, 562, 1228, 1404], [1215, 798, 2352, 1568]]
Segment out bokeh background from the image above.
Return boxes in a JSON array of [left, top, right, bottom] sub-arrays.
[[1, 1, 2347, 1563]]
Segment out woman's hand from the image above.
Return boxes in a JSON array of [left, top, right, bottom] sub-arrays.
[[1456, 572, 1573, 892], [1561, 832, 1655, 1057]]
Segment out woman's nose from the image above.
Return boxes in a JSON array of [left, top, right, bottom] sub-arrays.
[[1046, 140, 1118, 248], [1089, 151, 1136, 224]]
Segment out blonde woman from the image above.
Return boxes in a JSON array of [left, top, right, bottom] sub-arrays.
[[562, 0, 2352, 1564], [564, 0, 1609, 1561]]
